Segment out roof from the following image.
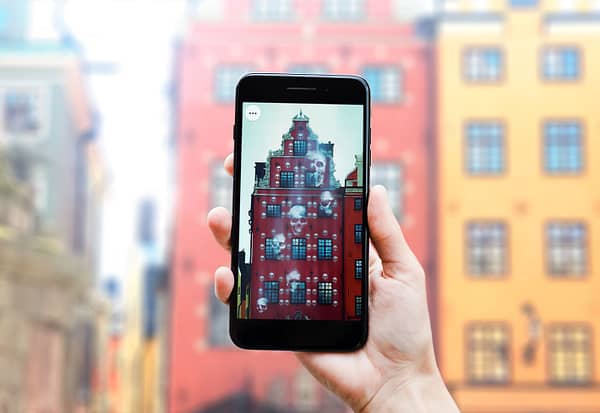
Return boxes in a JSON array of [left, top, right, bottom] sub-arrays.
[[293, 110, 309, 122]]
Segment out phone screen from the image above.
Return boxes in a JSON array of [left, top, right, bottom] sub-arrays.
[[237, 102, 366, 321]]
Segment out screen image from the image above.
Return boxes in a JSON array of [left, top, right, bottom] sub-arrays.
[[237, 102, 366, 321]]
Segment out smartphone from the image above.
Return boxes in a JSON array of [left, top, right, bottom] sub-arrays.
[[230, 74, 370, 351]]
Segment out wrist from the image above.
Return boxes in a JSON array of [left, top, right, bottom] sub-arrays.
[[359, 368, 459, 413]]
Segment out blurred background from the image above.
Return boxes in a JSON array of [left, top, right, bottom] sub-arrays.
[[1, 0, 599, 412]]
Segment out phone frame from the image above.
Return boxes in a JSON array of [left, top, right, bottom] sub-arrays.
[[230, 73, 371, 351]]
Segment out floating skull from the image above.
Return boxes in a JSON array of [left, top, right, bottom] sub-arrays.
[[306, 151, 327, 188], [257, 297, 268, 313], [286, 269, 301, 286], [270, 233, 286, 260], [288, 205, 307, 235], [319, 191, 334, 217]]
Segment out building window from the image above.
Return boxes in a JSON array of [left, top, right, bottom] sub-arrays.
[[211, 162, 233, 209], [215, 65, 250, 102], [361, 66, 402, 103], [354, 224, 363, 244], [317, 282, 333, 305], [464, 48, 503, 82], [2, 86, 47, 138], [510, 0, 538, 7], [467, 222, 507, 277], [304, 172, 317, 188], [280, 171, 295, 188], [265, 238, 283, 260], [466, 122, 505, 175], [355, 259, 363, 279], [264, 281, 280, 304], [544, 121, 583, 174], [542, 47, 580, 81], [209, 285, 232, 347], [355, 296, 362, 317], [291, 238, 307, 260], [293, 140, 307, 156], [317, 239, 333, 261], [252, 0, 293, 21], [467, 324, 510, 384], [323, 0, 364, 21], [290, 281, 306, 305], [288, 64, 329, 74], [546, 222, 586, 277], [371, 163, 404, 221], [266, 204, 282, 217], [354, 198, 362, 210], [549, 324, 592, 385]]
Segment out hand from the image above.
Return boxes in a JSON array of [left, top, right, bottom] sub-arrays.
[[207, 154, 460, 413]]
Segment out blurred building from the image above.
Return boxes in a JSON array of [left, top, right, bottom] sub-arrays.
[[170, 0, 433, 412], [437, 0, 600, 411], [0, 1, 104, 412]]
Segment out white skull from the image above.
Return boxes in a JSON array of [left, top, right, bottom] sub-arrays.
[[257, 297, 268, 313], [288, 205, 307, 235], [307, 151, 327, 187], [270, 233, 286, 259], [319, 191, 334, 217], [286, 269, 301, 286]]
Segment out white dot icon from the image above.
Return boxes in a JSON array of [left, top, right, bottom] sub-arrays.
[[246, 105, 261, 121]]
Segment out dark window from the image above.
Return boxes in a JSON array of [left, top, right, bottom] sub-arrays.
[[290, 281, 306, 305], [544, 122, 583, 174], [265, 238, 283, 260], [4, 89, 42, 135], [323, 0, 364, 21], [215, 66, 250, 102], [466, 122, 505, 175], [252, 0, 293, 21], [361, 66, 402, 103], [291, 238, 307, 260], [354, 198, 362, 210], [467, 324, 510, 384], [543, 47, 580, 81], [293, 140, 307, 156], [280, 171, 295, 188], [355, 296, 362, 317], [546, 222, 586, 277], [264, 281, 280, 304], [354, 224, 363, 244], [467, 222, 507, 277], [355, 259, 363, 279], [305, 172, 318, 188], [548, 324, 592, 385], [371, 163, 403, 220], [317, 239, 333, 261], [266, 204, 282, 217], [211, 162, 233, 209], [209, 284, 232, 347], [464, 48, 503, 82], [317, 282, 333, 305]]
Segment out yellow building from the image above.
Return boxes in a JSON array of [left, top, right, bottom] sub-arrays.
[[437, 1, 600, 411]]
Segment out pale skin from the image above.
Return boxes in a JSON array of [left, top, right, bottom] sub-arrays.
[[207, 154, 460, 413]]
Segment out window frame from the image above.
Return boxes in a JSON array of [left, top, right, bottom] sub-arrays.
[[463, 47, 504, 83], [465, 221, 509, 278], [317, 238, 333, 261], [322, 0, 365, 21], [214, 65, 252, 103], [542, 120, 584, 175], [465, 322, 511, 385], [360, 65, 404, 104], [465, 120, 506, 176], [547, 323, 593, 386], [541, 46, 582, 82], [370, 162, 404, 221], [317, 282, 333, 305], [264, 281, 280, 304], [291, 238, 307, 261], [0, 82, 50, 142], [354, 224, 363, 244], [545, 221, 587, 278], [355, 259, 363, 280], [280, 171, 295, 188], [251, 0, 294, 21], [290, 281, 307, 305], [355, 296, 363, 317], [266, 204, 282, 218], [211, 161, 233, 210]]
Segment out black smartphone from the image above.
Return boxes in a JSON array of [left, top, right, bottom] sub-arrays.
[[230, 74, 370, 351]]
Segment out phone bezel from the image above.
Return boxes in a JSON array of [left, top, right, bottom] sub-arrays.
[[230, 73, 371, 351]]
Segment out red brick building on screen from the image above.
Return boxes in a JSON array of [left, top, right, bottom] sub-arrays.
[[170, 1, 434, 412], [242, 111, 364, 321]]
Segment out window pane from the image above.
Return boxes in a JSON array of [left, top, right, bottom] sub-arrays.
[[355, 259, 363, 279], [323, 0, 365, 21], [549, 325, 592, 385], [361, 66, 403, 103], [290, 281, 306, 305], [371, 163, 404, 220], [252, 0, 293, 21], [291, 238, 307, 260], [464, 48, 503, 82], [215, 66, 251, 102], [317, 282, 333, 304], [264, 281, 280, 304], [467, 324, 509, 384], [317, 239, 333, 261], [546, 222, 586, 277], [466, 122, 505, 175], [467, 222, 507, 277], [211, 162, 233, 209], [544, 121, 583, 174], [543, 48, 581, 81]]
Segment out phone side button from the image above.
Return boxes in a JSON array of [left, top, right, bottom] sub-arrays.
[[233, 124, 236, 141]]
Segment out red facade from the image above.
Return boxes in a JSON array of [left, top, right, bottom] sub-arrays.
[[243, 112, 363, 321], [170, 1, 433, 412]]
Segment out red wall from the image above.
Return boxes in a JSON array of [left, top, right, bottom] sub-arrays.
[[169, 1, 432, 412]]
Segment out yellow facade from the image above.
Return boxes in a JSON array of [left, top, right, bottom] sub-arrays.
[[437, 1, 600, 412]]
